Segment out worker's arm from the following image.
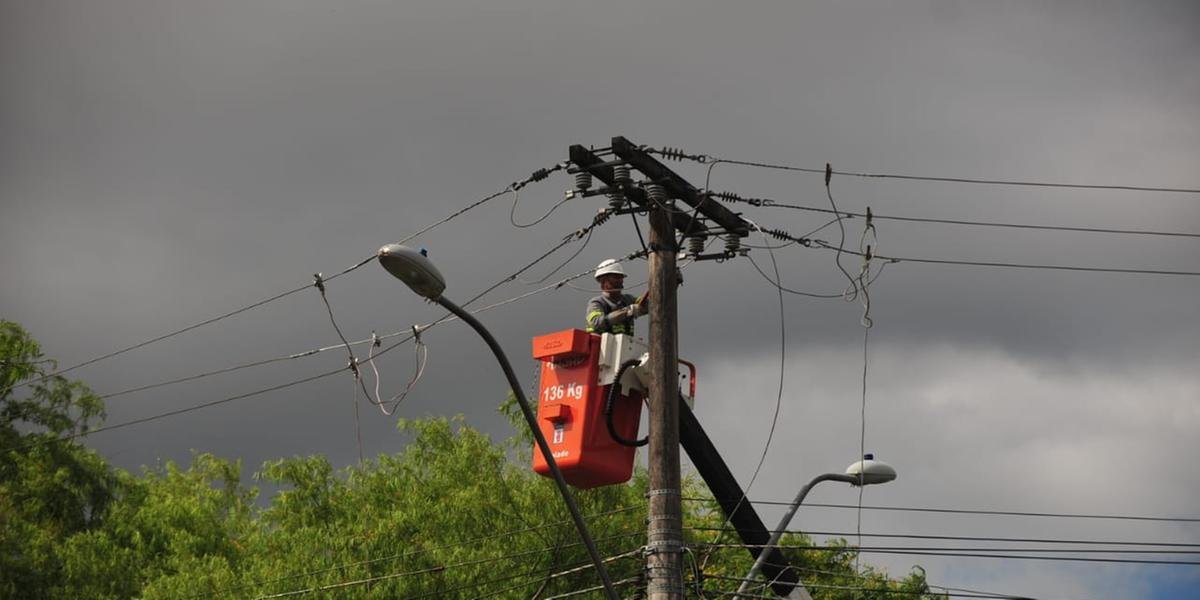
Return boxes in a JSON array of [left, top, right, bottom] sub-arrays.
[[587, 298, 639, 332]]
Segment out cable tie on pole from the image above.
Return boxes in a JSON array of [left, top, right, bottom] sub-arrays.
[[312, 273, 326, 294]]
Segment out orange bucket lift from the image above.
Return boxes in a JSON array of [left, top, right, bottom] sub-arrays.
[[530, 329, 696, 489]]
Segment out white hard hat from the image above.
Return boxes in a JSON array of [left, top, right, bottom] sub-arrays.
[[594, 258, 626, 279]]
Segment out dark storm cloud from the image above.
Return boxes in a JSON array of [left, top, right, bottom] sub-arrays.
[[2, 2, 1198, 597]]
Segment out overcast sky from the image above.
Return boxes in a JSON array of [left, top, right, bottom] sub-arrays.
[[3, 2, 1199, 598]]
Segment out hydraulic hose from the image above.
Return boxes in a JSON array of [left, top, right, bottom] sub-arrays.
[[605, 359, 648, 447]]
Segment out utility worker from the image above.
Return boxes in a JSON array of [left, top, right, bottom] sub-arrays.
[[586, 259, 648, 335]]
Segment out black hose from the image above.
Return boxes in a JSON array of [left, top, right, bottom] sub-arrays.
[[605, 359, 648, 447]]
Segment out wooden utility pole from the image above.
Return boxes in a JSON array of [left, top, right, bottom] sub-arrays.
[[646, 188, 683, 600]]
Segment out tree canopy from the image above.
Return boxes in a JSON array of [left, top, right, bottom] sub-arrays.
[[1, 320, 940, 599]]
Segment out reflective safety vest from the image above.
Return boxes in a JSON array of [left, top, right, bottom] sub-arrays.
[[585, 294, 636, 336]]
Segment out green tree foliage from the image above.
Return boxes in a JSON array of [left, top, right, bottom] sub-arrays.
[[1, 321, 941, 598], [1, 321, 118, 598]]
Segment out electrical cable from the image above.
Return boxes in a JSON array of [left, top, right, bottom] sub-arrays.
[[510, 190, 573, 228], [313, 272, 371, 465], [703, 574, 1027, 599], [256, 537, 643, 600], [701, 218, 788, 573], [686, 526, 1200, 548], [704, 543, 1200, 556], [0, 257, 369, 398], [698, 543, 1200, 566], [5, 228, 604, 453], [809, 241, 1200, 277], [518, 226, 595, 285], [190, 505, 645, 599], [93, 235, 640, 410], [824, 164, 861, 300], [2, 163, 568, 400], [854, 211, 878, 575], [648, 148, 1200, 194], [4, 367, 345, 453], [744, 198, 1200, 239], [680, 497, 1200, 523]]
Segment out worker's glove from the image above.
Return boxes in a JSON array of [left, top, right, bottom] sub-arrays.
[[631, 303, 648, 317]]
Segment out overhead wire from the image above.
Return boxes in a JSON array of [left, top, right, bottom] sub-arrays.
[[686, 526, 1200, 548], [735, 197, 1200, 239], [0, 257, 368, 398], [2, 162, 567, 399], [809, 241, 1200, 277], [4, 367, 345, 453], [255, 536, 643, 600], [3, 209, 623, 454], [510, 190, 573, 228], [698, 542, 1200, 566], [190, 505, 645, 599], [646, 148, 1200, 194], [703, 574, 1028, 599], [680, 497, 1200, 523], [699, 217, 788, 574], [88, 234, 641, 411]]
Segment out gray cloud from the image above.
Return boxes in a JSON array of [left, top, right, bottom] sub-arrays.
[[3, 1, 1198, 597]]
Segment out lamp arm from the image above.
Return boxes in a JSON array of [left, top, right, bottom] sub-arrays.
[[734, 473, 859, 599], [433, 295, 619, 600]]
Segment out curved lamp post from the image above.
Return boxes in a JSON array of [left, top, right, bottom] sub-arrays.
[[377, 244, 619, 600], [735, 454, 897, 599]]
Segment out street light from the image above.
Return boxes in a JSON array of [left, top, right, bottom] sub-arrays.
[[735, 454, 897, 600], [377, 244, 619, 600]]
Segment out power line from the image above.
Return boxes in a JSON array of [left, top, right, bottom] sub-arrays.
[[255, 537, 641, 600], [732, 196, 1200, 239], [681, 497, 1200, 523], [716, 544, 1200, 555], [700, 543, 1200, 566], [4, 367, 345, 453], [191, 505, 645, 599], [830, 243, 1200, 277], [687, 526, 1200, 548], [93, 230, 635, 409], [647, 148, 1200, 194], [2, 163, 566, 399], [703, 574, 1028, 599]]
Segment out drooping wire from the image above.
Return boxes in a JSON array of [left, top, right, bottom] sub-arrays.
[[824, 164, 861, 301], [364, 326, 428, 416], [853, 209, 879, 575], [93, 235, 640, 410], [700, 217, 788, 572], [313, 272, 371, 466], [745, 253, 892, 299], [510, 189, 573, 228]]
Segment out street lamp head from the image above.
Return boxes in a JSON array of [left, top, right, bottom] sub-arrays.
[[378, 243, 446, 299], [844, 453, 897, 487]]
